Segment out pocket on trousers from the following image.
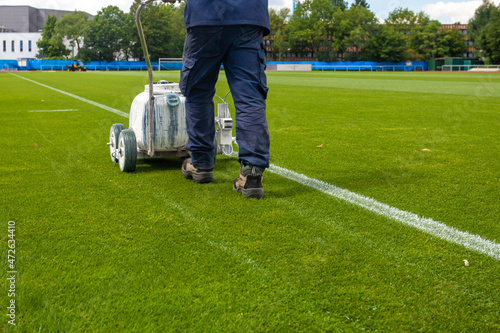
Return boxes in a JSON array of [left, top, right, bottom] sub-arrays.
[[258, 43, 269, 99], [180, 57, 196, 97], [185, 26, 222, 58]]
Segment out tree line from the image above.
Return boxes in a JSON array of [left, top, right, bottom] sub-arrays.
[[37, 2, 185, 62], [37, 0, 500, 64], [272, 1, 464, 62]]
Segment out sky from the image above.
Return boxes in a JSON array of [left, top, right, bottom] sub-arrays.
[[1, 0, 499, 24]]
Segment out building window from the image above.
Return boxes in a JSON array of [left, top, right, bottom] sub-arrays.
[[20, 41, 23, 52], [29, 41, 32, 52], [11, 40, 14, 52]]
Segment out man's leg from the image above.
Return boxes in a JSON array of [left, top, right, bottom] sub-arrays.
[[222, 26, 270, 198], [222, 26, 270, 170], [180, 26, 224, 170]]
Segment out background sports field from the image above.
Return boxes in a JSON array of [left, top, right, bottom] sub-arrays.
[[1, 70, 499, 331]]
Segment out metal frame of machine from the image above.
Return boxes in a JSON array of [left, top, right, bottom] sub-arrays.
[[108, 0, 235, 172]]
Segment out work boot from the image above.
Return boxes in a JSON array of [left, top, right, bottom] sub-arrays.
[[233, 161, 264, 199], [181, 158, 214, 183]]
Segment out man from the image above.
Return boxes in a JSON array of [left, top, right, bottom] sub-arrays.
[[163, 0, 271, 199]]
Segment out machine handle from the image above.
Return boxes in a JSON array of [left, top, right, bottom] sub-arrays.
[[135, 0, 155, 156], [135, 0, 183, 156]]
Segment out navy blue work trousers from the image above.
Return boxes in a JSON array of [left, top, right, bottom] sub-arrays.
[[180, 25, 270, 170]]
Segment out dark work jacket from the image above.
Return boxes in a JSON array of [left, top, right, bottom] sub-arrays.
[[184, 0, 270, 36]]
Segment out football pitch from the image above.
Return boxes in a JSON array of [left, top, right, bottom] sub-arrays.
[[1, 70, 499, 331]]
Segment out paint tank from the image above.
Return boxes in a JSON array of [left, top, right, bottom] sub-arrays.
[[129, 81, 189, 151]]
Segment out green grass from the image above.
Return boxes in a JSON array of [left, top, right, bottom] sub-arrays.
[[1, 70, 499, 332]]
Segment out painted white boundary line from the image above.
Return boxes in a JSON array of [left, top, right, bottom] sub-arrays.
[[28, 109, 79, 112], [11, 73, 129, 118], [268, 165, 500, 260], [14, 73, 500, 260]]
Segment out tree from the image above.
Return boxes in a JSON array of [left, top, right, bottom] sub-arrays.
[[469, 0, 497, 41], [352, 0, 370, 9], [385, 8, 435, 59], [165, 2, 187, 58], [127, 1, 184, 61], [439, 28, 468, 58], [385, 7, 430, 35], [410, 21, 467, 59], [362, 25, 407, 62], [469, 0, 500, 61], [119, 9, 138, 61], [480, 5, 500, 63], [409, 20, 441, 60], [268, 7, 290, 61], [287, 0, 331, 58], [55, 11, 90, 57], [80, 6, 128, 62], [36, 15, 70, 59], [330, 5, 377, 60], [330, 0, 348, 11]]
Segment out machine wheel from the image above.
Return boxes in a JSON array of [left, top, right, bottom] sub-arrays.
[[118, 130, 137, 172], [109, 124, 125, 162]]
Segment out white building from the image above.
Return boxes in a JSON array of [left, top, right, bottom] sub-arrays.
[[0, 6, 92, 60], [1, 32, 42, 60]]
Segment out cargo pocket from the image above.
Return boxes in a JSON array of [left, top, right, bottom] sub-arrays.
[[258, 42, 269, 99], [186, 26, 222, 58], [180, 57, 196, 98]]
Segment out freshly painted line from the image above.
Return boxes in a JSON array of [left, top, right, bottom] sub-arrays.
[[11, 73, 129, 118], [15, 73, 500, 260], [267, 164, 500, 260], [28, 109, 79, 112]]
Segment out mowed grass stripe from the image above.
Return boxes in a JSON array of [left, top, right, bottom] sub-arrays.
[[12, 72, 499, 260], [264, 74, 500, 97], [11, 73, 129, 118], [28, 109, 79, 112], [268, 71, 500, 82]]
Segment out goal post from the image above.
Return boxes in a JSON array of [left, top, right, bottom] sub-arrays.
[[158, 58, 183, 71]]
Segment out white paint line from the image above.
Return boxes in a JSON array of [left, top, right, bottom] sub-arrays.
[[28, 109, 79, 112], [11, 73, 129, 118], [15, 73, 500, 260], [267, 164, 500, 260]]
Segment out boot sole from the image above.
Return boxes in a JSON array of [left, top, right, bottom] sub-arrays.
[[233, 186, 264, 199], [182, 169, 214, 183]]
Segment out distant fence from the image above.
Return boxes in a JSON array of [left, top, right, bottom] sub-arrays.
[[40, 65, 67, 71], [442, 64, 500, 72], [268, 61, 427, 72], [1, 59, 428, 72], [267, 64, 312, 71], [86, 64, 149, 71], [315, 65, 374, 71], [377, 65, 425, 71], [0, 60, 21, 70]]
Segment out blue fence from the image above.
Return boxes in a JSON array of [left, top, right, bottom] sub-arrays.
[[86, 61, 161, 71], [267, 61, 428, 71], [0, 60, 21, 70], [1, 59, 427, 72]]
